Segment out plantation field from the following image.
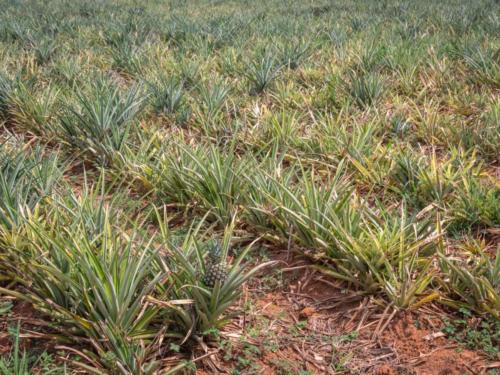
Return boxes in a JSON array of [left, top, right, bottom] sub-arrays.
[[0, 0, 499, 373]]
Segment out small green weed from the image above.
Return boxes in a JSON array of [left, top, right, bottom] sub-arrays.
[[442, 309, 500, 360]]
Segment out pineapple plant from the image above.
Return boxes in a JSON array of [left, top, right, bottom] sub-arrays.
[[203, 241, 228, 288], [159, 214, 275, 333]]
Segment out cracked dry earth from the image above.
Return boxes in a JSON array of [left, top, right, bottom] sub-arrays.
[[195, 250, 495, 375]]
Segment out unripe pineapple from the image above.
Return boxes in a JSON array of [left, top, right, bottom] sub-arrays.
[[203, 241, 228, 288]]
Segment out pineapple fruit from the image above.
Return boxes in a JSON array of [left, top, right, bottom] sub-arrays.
[[203, 241, 228, 288]]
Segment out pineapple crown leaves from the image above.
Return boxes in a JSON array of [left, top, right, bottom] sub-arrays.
[[200, 212, 234, 267], [206, 239, 223, 263]]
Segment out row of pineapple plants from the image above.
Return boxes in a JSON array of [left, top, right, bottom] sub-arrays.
[[3, 127, 494, 317], [125, 139, 498, 312], [0, 139, 275, 373]]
